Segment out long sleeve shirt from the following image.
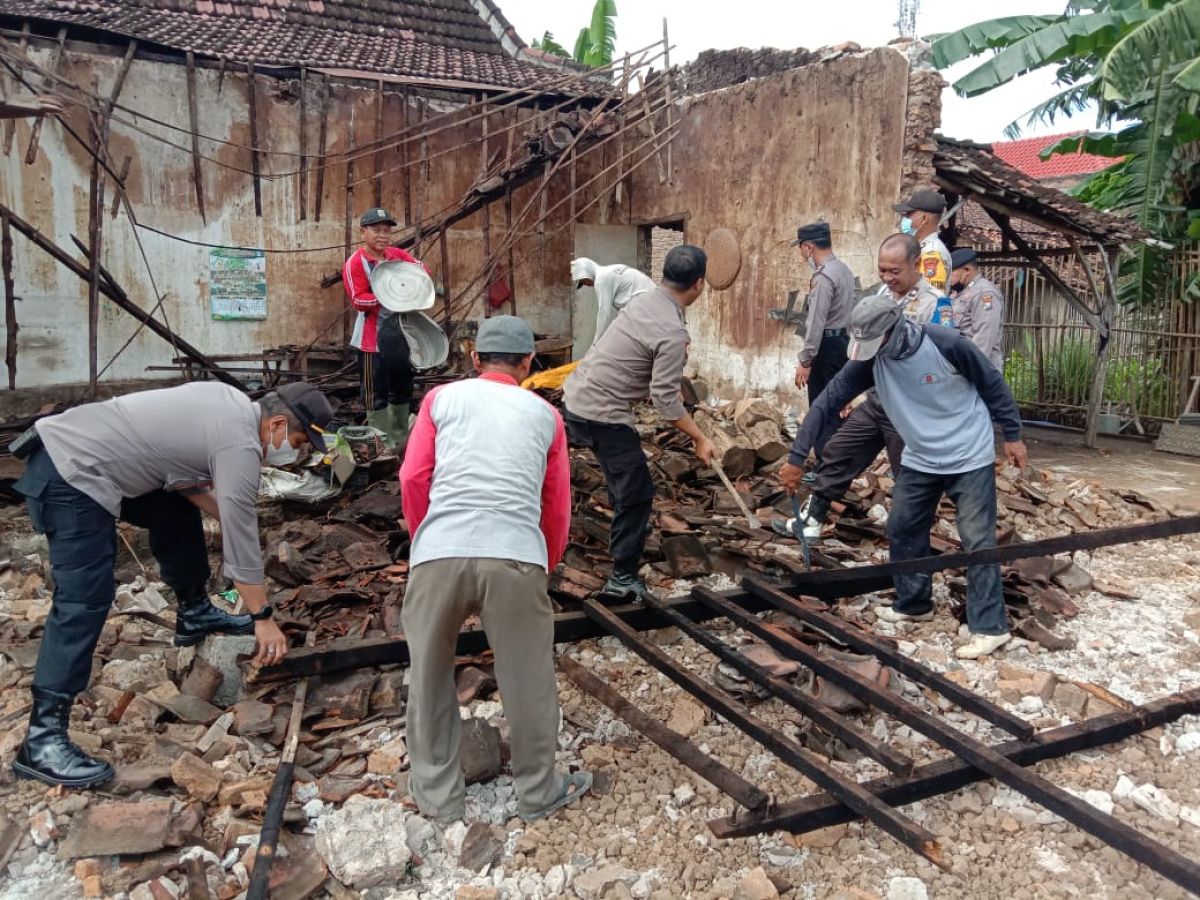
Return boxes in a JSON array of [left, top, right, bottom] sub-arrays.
[[342, 246, 424, 353], [563, 287, 689, 426], [789, 324, 1021, 475], [797, 255, 855, 366], [953, 275, 1005, 371], [400, 372, 571, 572], [592, 264, 656, 345]]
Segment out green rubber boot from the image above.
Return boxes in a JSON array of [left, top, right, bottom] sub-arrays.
[[365, 408, 394, 449], [384, 404, 411, 453]]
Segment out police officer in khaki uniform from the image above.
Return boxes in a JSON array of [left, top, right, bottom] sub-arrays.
[[950, 248, 1005, 371], [792, 222, 855, 410]]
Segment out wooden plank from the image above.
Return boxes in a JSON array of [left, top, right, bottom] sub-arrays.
[[559, 656, 769, 811], [1, 212, 15, 389], [698, 582, 1200, 894], [373, 78, 385, 208], [741, 577, 1033, 739], [298, 66, 308, 222], [2, 23, 31, 155], [581, 597, 947, 869], [401, 86, 413, 226], [314, 74, 329, 222], [25, 27, 66, 166], [109, 155, 131, 218], [185, 52, 206, 223], [246, 63, 262, 218], [711, 687, 1200, 838]]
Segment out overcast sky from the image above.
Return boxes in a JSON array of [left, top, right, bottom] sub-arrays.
[[497, 0, 1096, 144]]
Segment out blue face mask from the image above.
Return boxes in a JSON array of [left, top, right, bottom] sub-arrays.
[[899, 216, 916, 236]]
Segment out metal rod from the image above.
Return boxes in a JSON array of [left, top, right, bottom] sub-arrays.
[[640, 592, 914, 776], [742, 577, 1033, 739], [580, 597, 947, 868], [558, 655, 770, 812], [712, 687, 1200, 838], [703, 581, 1200, 894]]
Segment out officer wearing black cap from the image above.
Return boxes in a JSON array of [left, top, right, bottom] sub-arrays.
[[894, 189, 952, 295], [791, 222, 854, 412], [9, 381, 334, 789], [950, 248, 1005, 371]]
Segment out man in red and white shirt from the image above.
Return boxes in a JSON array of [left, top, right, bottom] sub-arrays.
[[399, 316, 590, 822], [341, 207, 424, 447]]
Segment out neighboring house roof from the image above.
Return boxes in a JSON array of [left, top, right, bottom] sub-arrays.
[[1, 0, 591, 91], [934, 136, 1146, 247], [990, 131, 1119, 182]]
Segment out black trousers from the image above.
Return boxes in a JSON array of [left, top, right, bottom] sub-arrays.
[[807, 332, 850, 459], [362, 314, 415, 412], [14, 448, 211, 694], [564, 411, 656, 576], [810, 391, 905, 503]]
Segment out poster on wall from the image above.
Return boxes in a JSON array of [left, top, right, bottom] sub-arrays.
[[209, 248, 267, 320]]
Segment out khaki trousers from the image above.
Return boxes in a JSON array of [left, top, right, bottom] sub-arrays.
[[402, 557, 561, 819]]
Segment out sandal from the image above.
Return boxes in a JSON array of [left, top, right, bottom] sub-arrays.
[[520, 771, 593, 822]]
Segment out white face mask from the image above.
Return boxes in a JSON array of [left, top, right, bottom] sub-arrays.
[[263, 425, 301, 467]]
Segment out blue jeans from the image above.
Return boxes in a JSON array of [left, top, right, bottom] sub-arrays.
[[886, 462, 1008, 636], [14, 448, 212, 694]]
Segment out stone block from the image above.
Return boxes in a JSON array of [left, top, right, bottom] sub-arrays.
[[458, 821, 503, 873], [314, 797, 412, 888], [57, 799, 173, 859], [197, 635, 257, 707], [460, 717, 502, 784], [171, 752, 222, 802]]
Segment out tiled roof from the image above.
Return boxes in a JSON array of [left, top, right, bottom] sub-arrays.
[[934, 136, 1146, 246], [991, 131, 1120, 181], [2, 0, 587, 91]]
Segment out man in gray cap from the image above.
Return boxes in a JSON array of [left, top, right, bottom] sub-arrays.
[[792, 222, 854, 414], [401, 316, 589, 823], [10, 381, 334, 788], [786, 295, 1028, 660], [895, 189, 953, 296], [950, 248, 1005, 371]]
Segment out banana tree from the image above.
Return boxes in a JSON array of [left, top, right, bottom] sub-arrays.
[[530, 1, 618, 69]]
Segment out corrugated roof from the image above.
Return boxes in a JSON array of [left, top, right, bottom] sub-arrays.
[[1, 0, 588, 91], [991, 131, 1119, 181], [934, 136, 1146, 246]]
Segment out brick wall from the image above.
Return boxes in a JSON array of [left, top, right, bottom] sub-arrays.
[[900, 64, 944, 196]]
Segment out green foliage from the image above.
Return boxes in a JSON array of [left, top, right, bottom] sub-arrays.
[[1104, 355, 1172, 417], [1101, 0, 1200, 100], [559, 0, 618, 69], [531, 31, 570, 58], [1004, 345, 1039, 405]]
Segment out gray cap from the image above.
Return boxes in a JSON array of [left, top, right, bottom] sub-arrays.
[[476, 315, 535, 355], [848, 295, 903, 361]]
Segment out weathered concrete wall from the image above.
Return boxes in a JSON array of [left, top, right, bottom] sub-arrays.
[[0, 40, 575, 389], [615, 47, 912, 401]]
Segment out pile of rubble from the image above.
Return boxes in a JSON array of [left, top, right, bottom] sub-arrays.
[[0, 393, 1185, 900]]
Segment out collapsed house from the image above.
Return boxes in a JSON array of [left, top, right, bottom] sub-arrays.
[[2, 3, 1199, 900]]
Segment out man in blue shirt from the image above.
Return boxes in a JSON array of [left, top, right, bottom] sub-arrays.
[[786, 295, 1028, 660]]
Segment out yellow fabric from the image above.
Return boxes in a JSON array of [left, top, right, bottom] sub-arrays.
[[521, 360, 579, 391]]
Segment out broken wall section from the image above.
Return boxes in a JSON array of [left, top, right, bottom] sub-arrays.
[[615, 47, 912, 400]]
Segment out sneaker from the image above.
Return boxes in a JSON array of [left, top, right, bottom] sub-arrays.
[[955, 633, 1012, 660], [875, 606, 934, 624], [599, 572, 655, 604], [770, 516, 822, 540]]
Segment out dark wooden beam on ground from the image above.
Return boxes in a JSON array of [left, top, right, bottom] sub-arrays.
[[711, 687, 1200, 838], [580, 597, 948, 869], [558, 655, 770, 812], [1, 212, 15, 389], [713, 579, 1200, 895]]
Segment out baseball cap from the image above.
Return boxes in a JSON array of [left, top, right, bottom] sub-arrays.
[[893, 189, 946, 216], [476, 315, 536, 355], [360, 207, 397, 227], [950, 247, 977, 268], [277, 382, 335, 449], [790, 221, 831, 246], [847, 295, 903, 362]]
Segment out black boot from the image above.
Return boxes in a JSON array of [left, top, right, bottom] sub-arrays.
[[599, 565, 656, 604], [173, 584, 254, 647], [13, 688, 114, 789]]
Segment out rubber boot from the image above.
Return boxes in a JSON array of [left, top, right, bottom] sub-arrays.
[[384, 404, 411, 454], [12, 688, 114, 789], [365, 408, 395, 449], [173, 584, 254, 648]]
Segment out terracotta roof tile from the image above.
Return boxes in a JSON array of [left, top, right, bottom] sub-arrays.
[[3, 0, 582, 90], [990, 131, 1120, 181]]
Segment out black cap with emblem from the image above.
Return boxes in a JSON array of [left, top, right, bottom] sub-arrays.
[[276, 382, 335, 451], [893, 189, 946, 215], [951, 247, 977, 269], [790, 221, 831, 246], [360, 207, 397, 227]]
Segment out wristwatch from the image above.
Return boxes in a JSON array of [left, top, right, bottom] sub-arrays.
[[250, 604, 274, 622]]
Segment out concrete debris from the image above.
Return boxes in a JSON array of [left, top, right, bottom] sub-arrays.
[[571, 863, 641, 899], [737, 866, 780, 900], [885, 876, 929, 900], [315, 797, 413, 888], [56, 800, 174, 859], [460, 717, 504, 784], [457, 821, 503, 873]]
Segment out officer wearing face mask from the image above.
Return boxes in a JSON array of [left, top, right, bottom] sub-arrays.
[[894, 189, 952, 296], [791, 222, 854, 410], [9, 381, 333, 789]]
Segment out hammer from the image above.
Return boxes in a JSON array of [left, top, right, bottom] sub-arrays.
[[711, 459, 761, 530]]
